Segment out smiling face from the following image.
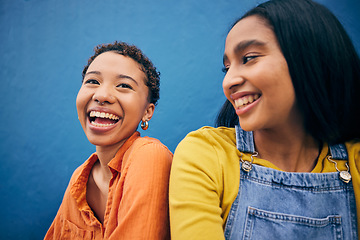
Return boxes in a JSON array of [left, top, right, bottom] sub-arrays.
[[223, 16, 301, 132], [76, 51, 154, 148]]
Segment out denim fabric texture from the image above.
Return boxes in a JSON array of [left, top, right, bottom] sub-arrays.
[[235, 125, 255, 153], [224, 126, 358, 240]]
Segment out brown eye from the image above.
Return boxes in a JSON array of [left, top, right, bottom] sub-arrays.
[[84, 79, 100, 85], [242, 55, 258, 64], [117, 83, 133, 89]]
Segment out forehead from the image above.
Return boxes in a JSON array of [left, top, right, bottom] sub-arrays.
[[87, 51, 145, 77], [225, 16, 276, 51]]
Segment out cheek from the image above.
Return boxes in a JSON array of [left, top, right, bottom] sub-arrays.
[[75, 92, 83, 113], [76, 88, 88, 120], [120, 94, 145, 116], [135, 98, 150, 117]]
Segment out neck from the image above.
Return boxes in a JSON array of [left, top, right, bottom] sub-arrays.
[[95, 143, 123, 181], [253, 126, 320, 172]]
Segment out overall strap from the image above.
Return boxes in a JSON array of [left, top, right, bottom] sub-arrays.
[[236, 124, 348, 160], [329, 143, 348, 160], [235, 125, 255, 153]]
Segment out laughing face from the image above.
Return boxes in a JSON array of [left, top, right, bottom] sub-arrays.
[[223, 16, 301, 132], [76, 51, 154, 148]]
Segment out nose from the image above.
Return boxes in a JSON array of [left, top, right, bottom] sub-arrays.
[[92, 85, 116, 105], [222, 67, 246, 92]]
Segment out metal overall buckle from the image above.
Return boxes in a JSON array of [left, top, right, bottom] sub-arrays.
[[327, 156, 352, 183], [240, 152, 258, 172]]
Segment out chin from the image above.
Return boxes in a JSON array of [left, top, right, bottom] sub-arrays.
[[239, 121, 260, 132], [86, 136, 114, 147], [239, 125, 253, 132]]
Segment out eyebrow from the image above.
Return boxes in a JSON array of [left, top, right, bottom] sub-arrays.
[[223, 39, 267, 65], [85, 71, 138, 85]]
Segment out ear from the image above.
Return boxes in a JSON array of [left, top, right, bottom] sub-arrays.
[[142, 103, 155, 122]]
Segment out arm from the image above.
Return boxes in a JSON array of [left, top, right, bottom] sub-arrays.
[[111, 142, 173, 239], [44, 213, 58, 239], [43, 184, 81, 239], [44, 176, 74, 240], [169, 131, 225, 240], [44, 163, 97, 240]]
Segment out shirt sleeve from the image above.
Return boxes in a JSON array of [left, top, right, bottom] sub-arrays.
[[43, 164, 95, 240], [43, 209, 59, 239], [110, 141, 173, 240], [169, 130, 226, 240], [43, 183, 73, 239]]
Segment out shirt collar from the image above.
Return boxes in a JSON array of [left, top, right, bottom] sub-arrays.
[[108, 131, 140, 172], [70, 131, 141, 211]]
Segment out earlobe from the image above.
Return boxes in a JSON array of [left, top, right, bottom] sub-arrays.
[[142, 103, 155, 122]]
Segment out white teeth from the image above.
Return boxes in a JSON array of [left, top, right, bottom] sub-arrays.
[[235, 98, 244, 107], [234, 94, 260, 108], [89, 111, 120, 120], [90, 121, 116, 127]]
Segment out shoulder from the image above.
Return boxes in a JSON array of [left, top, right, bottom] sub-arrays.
[[176, 126, 236, 154], [346, 139, 360, 151], [124, 136, 173, 167], [133, 135, 171, 148], [131, 136, 172, 156], [170, 127, 240, 223], [173, 126, 238, 176], [122, 137, 172, 185], [187, 126, 235, 139], [346, 139, 360, 162]]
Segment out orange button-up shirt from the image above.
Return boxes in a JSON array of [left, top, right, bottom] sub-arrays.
[[44, 132, 173, 239]]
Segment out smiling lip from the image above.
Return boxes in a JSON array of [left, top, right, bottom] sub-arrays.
[[230, 92, 261, 115], [87, 107, 121, 131]]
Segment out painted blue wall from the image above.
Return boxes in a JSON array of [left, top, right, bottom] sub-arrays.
[[0, 0, 359, 239]]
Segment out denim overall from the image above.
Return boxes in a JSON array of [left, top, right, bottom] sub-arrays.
[[224, 126, 358, 240]]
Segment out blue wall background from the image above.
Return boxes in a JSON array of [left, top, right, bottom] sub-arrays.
[[0, 0, 359, 239]]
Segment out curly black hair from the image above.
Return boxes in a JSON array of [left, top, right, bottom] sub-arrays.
[[82, 41, 160, 105]]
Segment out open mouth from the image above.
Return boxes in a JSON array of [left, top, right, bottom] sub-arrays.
[[234, 94, 261, 109], [88, 111, 120, 127]]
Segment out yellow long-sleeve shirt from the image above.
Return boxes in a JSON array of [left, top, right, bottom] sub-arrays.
[[169, 126, 360, 240]]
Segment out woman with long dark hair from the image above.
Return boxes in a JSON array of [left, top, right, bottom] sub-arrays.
[[169, 0, 360, 239]]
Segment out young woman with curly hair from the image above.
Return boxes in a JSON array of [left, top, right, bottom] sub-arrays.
[[45, 41, 172, 239]]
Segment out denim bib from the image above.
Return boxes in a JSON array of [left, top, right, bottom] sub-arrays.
[[224, 126, 358, 240]]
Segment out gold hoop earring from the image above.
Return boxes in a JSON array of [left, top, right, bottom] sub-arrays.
[[141, 120, 149, 130]]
